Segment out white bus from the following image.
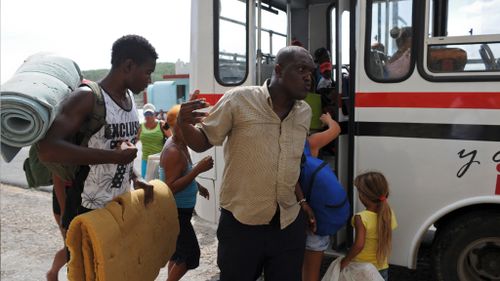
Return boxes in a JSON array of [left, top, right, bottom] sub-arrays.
[[187, 1, 500, 280]]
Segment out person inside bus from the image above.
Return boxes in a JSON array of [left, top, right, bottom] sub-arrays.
[[301, 112, 341, 281], [316, 61, 333, 91], [176, 45, 316, 281], [385, 26, 412, 79], [316, 61, 336, 120], [313, 47, 332, 89], [291, 38, 304, 47]]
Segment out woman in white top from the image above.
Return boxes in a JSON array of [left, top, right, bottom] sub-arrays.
[[385, 26, 412, 79]]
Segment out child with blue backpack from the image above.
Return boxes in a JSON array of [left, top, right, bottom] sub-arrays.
[[341, 172, 398, 281], [299, 112, 343, 281]]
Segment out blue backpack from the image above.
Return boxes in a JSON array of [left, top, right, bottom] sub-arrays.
[[299, 141, 350, 236]]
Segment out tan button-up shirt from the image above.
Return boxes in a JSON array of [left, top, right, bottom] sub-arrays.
[[199, 82, 311, 229]]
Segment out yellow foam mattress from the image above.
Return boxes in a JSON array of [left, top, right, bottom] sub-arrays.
[[66, 180, 179, 281]]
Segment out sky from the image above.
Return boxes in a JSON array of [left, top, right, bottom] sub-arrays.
[[0, 0, 191, 83], [450, 0, 500, 36], [2, 0, 499, 84]]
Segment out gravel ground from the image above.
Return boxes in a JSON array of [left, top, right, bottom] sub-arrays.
[[0, 184, 218, 281], [1, 184, 435, 281]]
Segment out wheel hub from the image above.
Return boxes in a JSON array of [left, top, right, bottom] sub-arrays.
[[459, 237, 500, 281]]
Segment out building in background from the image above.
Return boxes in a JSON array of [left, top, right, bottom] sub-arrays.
[[144, 60, 190, 113]]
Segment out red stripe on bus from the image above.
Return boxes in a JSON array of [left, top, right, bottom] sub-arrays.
[[356, 92, 500, 109], [196, 94, 224, 106], [196, 92, 500, 109], [162, 74, 190, 79]]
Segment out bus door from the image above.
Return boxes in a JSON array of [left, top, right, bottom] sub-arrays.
[[292, 0, 354, 255], [329, 0, 354, 254], [191, 0, 289, 223], [255, 1, 288, 84]]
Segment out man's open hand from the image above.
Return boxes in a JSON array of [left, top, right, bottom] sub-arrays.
[[302, 202, 317, 233]]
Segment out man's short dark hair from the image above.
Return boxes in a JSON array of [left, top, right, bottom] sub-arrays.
[[111, 35, 158, 68], [314, 47, 329, 63]]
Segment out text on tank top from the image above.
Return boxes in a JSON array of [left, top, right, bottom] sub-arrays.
[[81, 88, 140, 209]]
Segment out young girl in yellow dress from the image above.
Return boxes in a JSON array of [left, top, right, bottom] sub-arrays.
[[341, 172, 398, 281]]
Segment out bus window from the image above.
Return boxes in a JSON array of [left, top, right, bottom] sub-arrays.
[[366, 0, 414, 81], [330, 6, 351, 117], [330, 7, 351, 79], [215, 0, 248, 85], [258, 4, 287, 82], [260, 6, 287, 58], [428, 43, 500, 72], [424, 0, 500, 76]]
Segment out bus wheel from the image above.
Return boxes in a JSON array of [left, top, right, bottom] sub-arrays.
[[432, 211, 500, 281]]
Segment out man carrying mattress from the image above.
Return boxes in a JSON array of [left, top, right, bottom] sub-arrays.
[[38, 34, 157, 231]]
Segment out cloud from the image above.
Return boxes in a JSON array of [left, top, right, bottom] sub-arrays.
[[1, 0, 191, 83], [457, 0, 500, 35]]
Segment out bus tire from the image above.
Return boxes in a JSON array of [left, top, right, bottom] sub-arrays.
[[432, 210, 500, 281]]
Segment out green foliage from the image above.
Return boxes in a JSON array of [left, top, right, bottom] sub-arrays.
[[81, 62, 175, 82], [151, 62, 176, 82], [81, 62, 176, 108], [81, 69, 108, 82]]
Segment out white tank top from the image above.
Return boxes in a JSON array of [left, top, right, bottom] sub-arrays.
[[81, 88, 139, 209]]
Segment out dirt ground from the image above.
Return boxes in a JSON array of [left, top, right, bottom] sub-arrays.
[[1, 184, 435, 281], [0, 184, 219, 281]]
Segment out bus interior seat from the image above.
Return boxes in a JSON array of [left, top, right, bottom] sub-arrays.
[[219, 63, 246, 84], [428, 47, 467, 72], [259, 54, 275, 82], [479, 44, 499, 70], [368, 50, 387, 79]]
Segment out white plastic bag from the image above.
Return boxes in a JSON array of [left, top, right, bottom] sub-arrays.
[[321, 258, 385, 281]]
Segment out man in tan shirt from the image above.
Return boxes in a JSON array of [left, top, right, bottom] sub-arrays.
[[178, 46, 315, 281]]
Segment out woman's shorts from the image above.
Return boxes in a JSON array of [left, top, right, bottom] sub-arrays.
[[305, 232, 330, 252], [170, 207, 200, 270]]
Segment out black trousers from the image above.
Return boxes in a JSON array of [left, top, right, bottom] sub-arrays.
[[170, 208, 200, 270], [217, 208, 306, 281], [61, 166, 90, 230]]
